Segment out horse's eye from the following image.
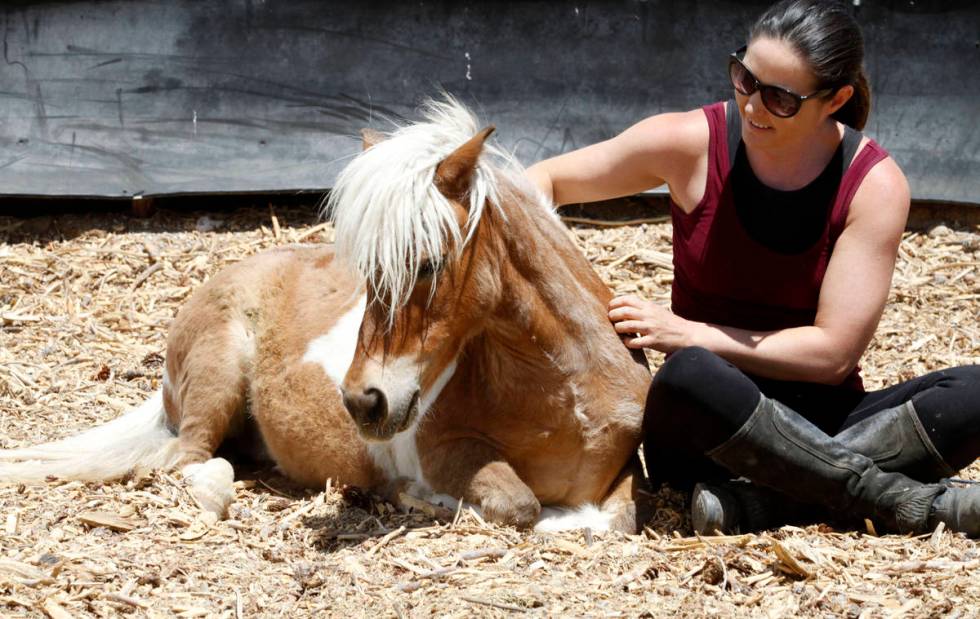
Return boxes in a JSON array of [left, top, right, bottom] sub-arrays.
[[417, 259, 437, 279]]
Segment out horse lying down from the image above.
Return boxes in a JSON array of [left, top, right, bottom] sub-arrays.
[[0, 98, 653, 533]]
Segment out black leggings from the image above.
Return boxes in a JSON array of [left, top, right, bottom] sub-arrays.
[[643, 346, 980, 490]]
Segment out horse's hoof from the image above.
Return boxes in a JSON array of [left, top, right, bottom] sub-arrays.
[[481, 491, 541, 529], [181, 458, 235, 519], [607, 502, 638, 534]]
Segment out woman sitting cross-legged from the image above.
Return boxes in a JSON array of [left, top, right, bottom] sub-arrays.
[[526, 0, 980, 536]]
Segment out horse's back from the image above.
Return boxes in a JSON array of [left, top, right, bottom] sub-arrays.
[[163, 244, 380, 488], [164, 244, 346, 397]]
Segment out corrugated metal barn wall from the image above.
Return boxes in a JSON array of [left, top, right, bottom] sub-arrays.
[[0, 1, 977, 204]]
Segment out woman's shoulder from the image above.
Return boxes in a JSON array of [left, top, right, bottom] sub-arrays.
[[846, 148, 910, 234], [626, 107, 710, 157], [851, 134, 909, 205], [611, 107, 712, 194]]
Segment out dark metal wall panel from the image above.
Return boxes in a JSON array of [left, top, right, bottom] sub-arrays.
[[0, 1, 977, 202]]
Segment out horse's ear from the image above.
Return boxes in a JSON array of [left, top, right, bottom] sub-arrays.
[[360, 128, 385, 151], [434, 126, 495, 200]]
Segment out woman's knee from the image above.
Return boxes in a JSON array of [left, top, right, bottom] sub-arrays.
[[911, 365, 980, 470], [651, 346, 734, 397], [644, 346, 760, 443], [914, 365, 980, 420], [940, 365, 980, 398]]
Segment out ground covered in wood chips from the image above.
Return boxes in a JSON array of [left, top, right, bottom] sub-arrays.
[[1, 204, 978, 618]]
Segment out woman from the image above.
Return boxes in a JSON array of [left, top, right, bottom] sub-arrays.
[[526, 0, 980, 536]]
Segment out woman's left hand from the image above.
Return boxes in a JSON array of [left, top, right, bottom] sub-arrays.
[[607, 294, 695, 352]]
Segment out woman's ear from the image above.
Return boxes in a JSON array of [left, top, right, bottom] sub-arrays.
[[826, 84, 854, 116]]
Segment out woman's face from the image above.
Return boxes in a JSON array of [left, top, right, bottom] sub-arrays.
[[735, 37, 845, 150]]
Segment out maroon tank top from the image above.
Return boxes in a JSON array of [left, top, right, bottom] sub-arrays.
[[670, 101, 889, 390]]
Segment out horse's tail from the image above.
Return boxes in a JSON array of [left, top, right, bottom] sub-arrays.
[[0, 390, 181, 482]]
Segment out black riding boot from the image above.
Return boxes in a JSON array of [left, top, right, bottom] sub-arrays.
[[693, 401, 956, 534], [833, 400, 955, 481], [693, 396, 980, 536]]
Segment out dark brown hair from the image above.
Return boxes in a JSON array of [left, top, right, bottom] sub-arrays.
[[751, 0, 870, 129]]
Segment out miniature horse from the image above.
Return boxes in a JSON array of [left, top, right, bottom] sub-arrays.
[[0, 99, 652, 532]]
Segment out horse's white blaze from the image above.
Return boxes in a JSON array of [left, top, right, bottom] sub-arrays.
[[376, 355, 423, 416], [352, 354, 458, 423], [301, 295, 367, 385]]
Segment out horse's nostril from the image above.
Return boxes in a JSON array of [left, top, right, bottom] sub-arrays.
[[342, 387, 388, 425], [363, 388, 387, 424]]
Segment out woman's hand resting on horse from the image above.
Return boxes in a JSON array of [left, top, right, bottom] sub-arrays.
[[608, 295, 695, 352]]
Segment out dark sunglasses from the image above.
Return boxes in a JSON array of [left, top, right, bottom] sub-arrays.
[[728, 46, 834, 118]]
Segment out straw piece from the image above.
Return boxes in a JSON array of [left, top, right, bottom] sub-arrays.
[[77, 511, 139, 532]]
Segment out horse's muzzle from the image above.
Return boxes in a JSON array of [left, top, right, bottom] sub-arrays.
[[341, 386, 420, 440]]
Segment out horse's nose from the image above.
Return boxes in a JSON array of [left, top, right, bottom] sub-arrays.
[[342, 387, 388, 426]]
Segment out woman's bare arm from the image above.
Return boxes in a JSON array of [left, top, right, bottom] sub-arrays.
[[526, 109, 708, 207]]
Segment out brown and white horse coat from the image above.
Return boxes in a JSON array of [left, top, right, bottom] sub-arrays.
[[0, 99, 652, 532]]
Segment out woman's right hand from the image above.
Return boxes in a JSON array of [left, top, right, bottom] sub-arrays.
[[608, 294, 697, 353]]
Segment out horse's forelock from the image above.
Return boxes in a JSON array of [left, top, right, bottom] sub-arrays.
[[329, 97, 514, 328]]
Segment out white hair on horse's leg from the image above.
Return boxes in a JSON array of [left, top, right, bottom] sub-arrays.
[[328, 95, 524, 330], [0, 390, 180, 483], [534, 504, 617, 533], [182, 457, 235, 518]]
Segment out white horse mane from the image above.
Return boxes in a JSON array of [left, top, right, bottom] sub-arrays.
[[328, 96, 528, 325]]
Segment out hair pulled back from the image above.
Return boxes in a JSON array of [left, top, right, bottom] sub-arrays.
[[751, 0, 870, 130]]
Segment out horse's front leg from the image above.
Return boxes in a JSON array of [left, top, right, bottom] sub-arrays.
[[420, 438, 540, 529], [600, 453, 653, 533]]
